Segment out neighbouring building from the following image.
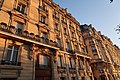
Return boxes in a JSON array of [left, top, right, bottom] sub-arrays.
[[81, 24, 120, 80], [0, 0, 119, 80]]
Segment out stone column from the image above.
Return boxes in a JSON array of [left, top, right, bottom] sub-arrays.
[[51, 51, 59, 80]]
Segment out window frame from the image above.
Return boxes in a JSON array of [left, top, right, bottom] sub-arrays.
[[5, 44, 20, 62], [16, 2, 27, 14], [38, 54, 50, 68], [0, 0, 4, 9]]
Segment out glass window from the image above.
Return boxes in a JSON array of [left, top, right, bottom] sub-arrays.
[[41, 32, 48, 38], [82, 48, 85, 53], [40, 16, 46, 24], [64, 28, 68, 35], [57, 56, 62, 67], [78, 59, 83, 69], [66, 42, 70, 50], [74, 45, 78, 50], [68, 58, 75, 68], [6, 45, 19, 62], [39, 55, 48, 67], [16, 22, 23, 34], [17, 22, 23, 30], [17, 3, 26, 14], [91, 46, 96, 52], [54, 23, 59, 30], [89, 39, 94, 44], [56, 38, 61, 47], [0, 0, 4, 9], [68, 58, 72, 68]]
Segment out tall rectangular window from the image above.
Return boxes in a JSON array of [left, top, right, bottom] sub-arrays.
[[64, 28, 68, 35], [6, 45, 19, 62], [57, 56, 62, 67], [54, 23, 59, 31], [17, 3, 26, 14], [68, 58, 75, 69], [66, 42, 71, 51], [16, 22, 23, 34], [40, 16, 46, 24], [56, 38, 61, 47], [78, 59, 83, 69], [0, 0, 4, 9]]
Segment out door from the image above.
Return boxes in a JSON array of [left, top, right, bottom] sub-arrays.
[[35, 54, 51, 80]]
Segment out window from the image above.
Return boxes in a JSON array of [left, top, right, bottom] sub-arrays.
[[54, 23, 59, 30], [66, 42, 71, 51], [39, 55, 48, 67], [89, 39, 94, 44], [72, 32, 76, 38], [78, 59, 83, 69], [64, 28, 68, 35], [40, 16, 46, 24], [86, 32, 90, 36], [68, 58, 75, 69], [6, 45, 19, 62], [17, 3, 26, 14], [57, 56, 62, 67], [16, 22, 23, 34], [74, 45, 78, 51], [82, 48, 85, 53], [91, 46, 97, 52], [41, 32, 48, 38], [56, 38, 61, 47], [0, 0, 4, 9]]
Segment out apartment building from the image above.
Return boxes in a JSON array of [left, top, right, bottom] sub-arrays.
[[81, 24, 120, 80], [0, 0, 94, 80]]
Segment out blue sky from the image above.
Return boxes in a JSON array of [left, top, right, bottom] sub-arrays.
[[53, 0, 120, 47]]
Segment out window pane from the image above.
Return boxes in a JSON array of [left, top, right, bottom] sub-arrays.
[[68, 58, 72, 68], [71, 58, 75, 68], [12, 51, 18, 62], [57, 39, 61, 47], [6, 45, 19, 62], [58, 56, 62, 67], [17, 23, 23, 30], [6, 50, 12, 61], [39, 55, 48, 66]]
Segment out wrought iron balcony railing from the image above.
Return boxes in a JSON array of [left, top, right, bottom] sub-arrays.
[[0, 22, 57, 47]]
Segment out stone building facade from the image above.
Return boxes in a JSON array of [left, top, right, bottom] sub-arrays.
[[0, 0, 93, 80], [81, 24, 120, 80], [0, 0, 119, 80]]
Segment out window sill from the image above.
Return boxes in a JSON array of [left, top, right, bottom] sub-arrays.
[[0, 65, 23, 70]]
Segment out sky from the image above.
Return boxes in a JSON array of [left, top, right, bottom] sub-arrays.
[[53, 0, 120, 47]]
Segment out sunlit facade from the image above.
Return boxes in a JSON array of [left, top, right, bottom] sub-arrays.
[[81, 24, 120, 80], [0, 0, 120, 80], [0, 0, 93, 80]]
